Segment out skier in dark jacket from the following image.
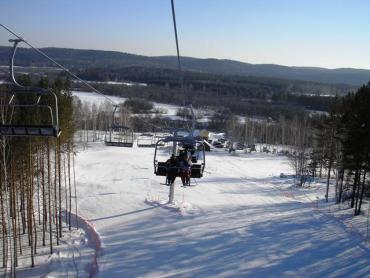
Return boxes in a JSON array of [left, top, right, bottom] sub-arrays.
[[179, 155, 191, 186], [166, 154, 179, 185]]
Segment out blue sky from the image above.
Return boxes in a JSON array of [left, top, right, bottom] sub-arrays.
[[1, 0, 370, 69]]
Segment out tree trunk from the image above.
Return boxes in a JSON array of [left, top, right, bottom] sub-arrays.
[[54, 141, 59, 246], [351, 167, 360, 208], [337, 167, 345, 203], [47, 139, 53, 254], [64, 154, 68, 225], [72, 145, 78, 229], [58, 139, 62, 238], [68, 141, 72, 231], [41, 147, 46, 246], [325, 158, 333, 202], [355, 168, 367, 216]]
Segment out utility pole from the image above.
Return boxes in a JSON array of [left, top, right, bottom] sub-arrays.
[[168, 130, 177, 204]]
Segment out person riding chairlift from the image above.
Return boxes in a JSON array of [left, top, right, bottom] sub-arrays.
[[166, 154, 178, 185], [179, 153, 192, 186]]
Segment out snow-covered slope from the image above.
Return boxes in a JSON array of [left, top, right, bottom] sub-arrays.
[[72, 91, 127, 106], [73, 142, 370, 277], [72, 91, 180, 116], [72, 91, 212, 122]]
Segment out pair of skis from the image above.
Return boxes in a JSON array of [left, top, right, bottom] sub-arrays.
[[181, 184, 195, 187], [160, 182, 196, 187]]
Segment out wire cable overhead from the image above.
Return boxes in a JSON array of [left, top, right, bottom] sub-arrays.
[[0, 23, 115, 105], [0, 23, 167, 132]]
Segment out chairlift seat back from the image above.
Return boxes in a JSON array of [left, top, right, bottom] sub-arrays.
[[105, 141, 133, 147], [156, 162, 168, 176], [190, 164, 203, 178]]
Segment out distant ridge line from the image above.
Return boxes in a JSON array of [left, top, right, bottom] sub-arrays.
[[0, 45, 369, 86]]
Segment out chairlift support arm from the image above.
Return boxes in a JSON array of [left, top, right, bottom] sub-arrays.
[[9, 38, 24, 88]]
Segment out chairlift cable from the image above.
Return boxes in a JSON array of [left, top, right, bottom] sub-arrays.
[[170, 0, 193, 133], [0, 23, 168, 133], [1, 15, 193, 135], [171, 0, 182, 74], [0, 23, 116, 105]]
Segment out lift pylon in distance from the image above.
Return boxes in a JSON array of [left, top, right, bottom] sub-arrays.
[[0, 39, 61, 138]]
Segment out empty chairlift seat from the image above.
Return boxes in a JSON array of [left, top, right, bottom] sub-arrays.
[[0, 89, 61, 138], [0, 39, 61, 138], [137, 133, 156, 148], [105, 126, 134, 147]]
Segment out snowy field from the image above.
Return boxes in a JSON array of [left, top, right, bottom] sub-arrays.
[[72, 91, 179, 115], [72, 91, 128, 107], [72, 91, 212, 121], [73, 80, 147, 87], [65, 142, 370, 277]]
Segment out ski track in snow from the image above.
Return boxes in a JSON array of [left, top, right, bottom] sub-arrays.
[[73, 142, 370, 278]]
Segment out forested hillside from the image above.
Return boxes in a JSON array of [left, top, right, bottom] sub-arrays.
[[1, 46, 370, 86]]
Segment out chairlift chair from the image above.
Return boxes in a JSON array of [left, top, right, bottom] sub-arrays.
[[104, 105, 133, 147], [137, 133, 156, 148], [0, 39, 61, 138], [154, 136, 206, 179], [105, 125, 134, 147]]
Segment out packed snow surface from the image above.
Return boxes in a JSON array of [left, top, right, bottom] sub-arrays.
[[73, 142, 370, 277]]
